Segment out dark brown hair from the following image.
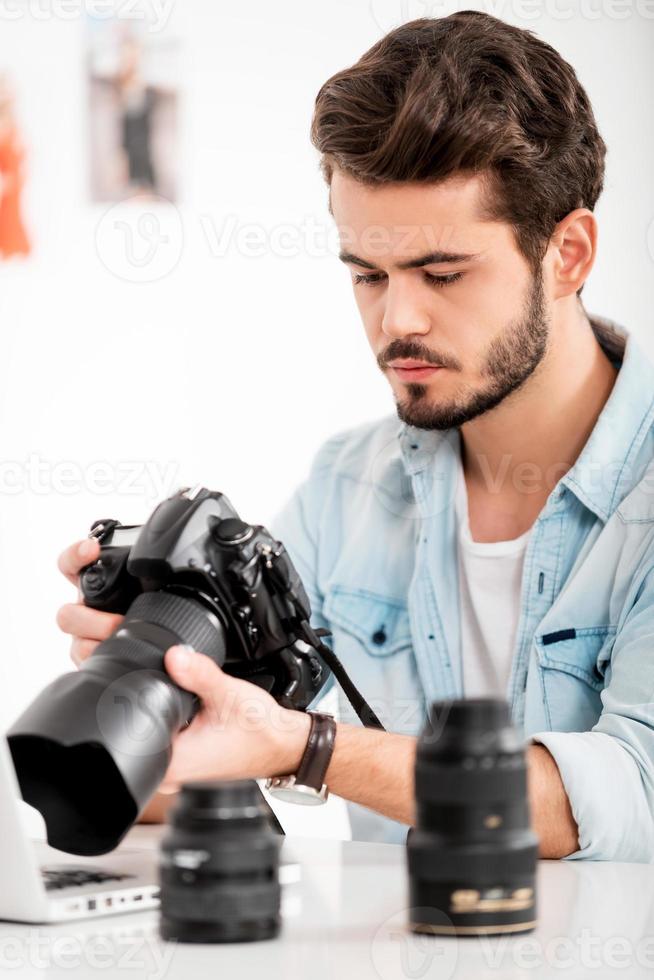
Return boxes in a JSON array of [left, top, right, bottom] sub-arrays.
[[310, 11, 606, 296]]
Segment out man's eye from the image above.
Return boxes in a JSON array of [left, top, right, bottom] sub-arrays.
[[352, 271, 464, 287], [424, 272, 464, 288], [352, 272, 386, 286]]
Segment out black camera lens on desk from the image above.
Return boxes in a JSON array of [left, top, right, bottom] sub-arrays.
[[159, 779, 281, 944], [407, 698, 539, 936]]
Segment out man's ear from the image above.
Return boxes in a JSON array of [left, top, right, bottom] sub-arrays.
[[547, 208, 597, 300]]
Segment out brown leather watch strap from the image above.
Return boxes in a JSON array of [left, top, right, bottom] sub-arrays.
[[294, 711, 337, 791]]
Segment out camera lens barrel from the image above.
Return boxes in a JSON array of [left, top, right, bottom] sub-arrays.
[[159, 780, 281, 943], [407, 698, 538, 936], [91, 590, 228, 672]]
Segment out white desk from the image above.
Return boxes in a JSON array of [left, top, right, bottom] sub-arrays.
[[1, 825, 653, 979]]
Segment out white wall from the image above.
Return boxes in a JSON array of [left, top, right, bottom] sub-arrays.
[[0, 0, 652, 837]]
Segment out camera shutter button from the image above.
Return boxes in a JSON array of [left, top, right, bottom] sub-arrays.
[[213, 519, 253, 545]]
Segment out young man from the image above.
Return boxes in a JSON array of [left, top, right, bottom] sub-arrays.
[[57, 12, 654, 861]]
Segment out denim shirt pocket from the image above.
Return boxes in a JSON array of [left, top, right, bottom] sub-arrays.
[[534, 626, 615, 731], [323, 586, 413, 657]]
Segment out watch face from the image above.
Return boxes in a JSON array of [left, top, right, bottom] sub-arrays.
[[267, 782, 328, 806]]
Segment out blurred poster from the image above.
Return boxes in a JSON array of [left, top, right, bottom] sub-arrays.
[[0, 74, 31, 260], [87, 13, 180, 203]]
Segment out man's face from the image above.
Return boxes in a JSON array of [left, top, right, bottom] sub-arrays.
[[331, 169, 551, 430]]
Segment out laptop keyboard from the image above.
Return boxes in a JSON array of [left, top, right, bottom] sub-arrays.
[[40, 867, 136, 891]]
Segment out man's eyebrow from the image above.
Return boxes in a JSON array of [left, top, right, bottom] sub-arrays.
[[338, 250, 480, 270]]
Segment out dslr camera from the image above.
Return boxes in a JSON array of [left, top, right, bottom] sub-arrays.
[[8, 486, 367, 855]]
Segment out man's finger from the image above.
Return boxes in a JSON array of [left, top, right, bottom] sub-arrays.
[[56, 603, 123, 640], [164, 645, 225, 698], [158, 778, 180, 795], [57, 538, 100, 586], [70, 637, 99, 668]]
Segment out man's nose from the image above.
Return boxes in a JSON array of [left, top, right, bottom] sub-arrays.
[[380, 277, 432, 339]]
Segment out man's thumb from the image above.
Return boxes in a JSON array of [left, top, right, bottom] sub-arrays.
[[165, 644, 222, 696]]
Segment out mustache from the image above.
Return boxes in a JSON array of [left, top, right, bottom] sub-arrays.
[[378, 341, 462, 372]]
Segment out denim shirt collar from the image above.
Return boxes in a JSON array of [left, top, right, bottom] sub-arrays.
[[560, 317, 654, 522], [397, 315, 654, 525]]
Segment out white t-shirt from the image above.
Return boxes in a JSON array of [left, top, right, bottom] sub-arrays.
[[455, 470, 531, 698]]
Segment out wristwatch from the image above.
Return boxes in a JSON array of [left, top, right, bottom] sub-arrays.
[[265, 711, 336, 805]]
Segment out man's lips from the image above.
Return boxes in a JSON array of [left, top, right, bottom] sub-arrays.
[[387, 359, 443, 382], [388, 359, 438, 369]]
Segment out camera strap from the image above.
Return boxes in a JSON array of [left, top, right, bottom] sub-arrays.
[[261, 541, 386, 731], [299, 620, 386, 731]]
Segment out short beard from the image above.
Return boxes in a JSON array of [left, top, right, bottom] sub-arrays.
[[395, 267, 549, 431]]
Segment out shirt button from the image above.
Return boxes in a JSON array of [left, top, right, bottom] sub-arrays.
[[372, 628, 387, 645]]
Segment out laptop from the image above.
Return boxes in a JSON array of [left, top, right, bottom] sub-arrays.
[[0, 733, 297, 924]]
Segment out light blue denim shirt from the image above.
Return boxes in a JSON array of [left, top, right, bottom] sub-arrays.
[[269, 316, 654, 861]]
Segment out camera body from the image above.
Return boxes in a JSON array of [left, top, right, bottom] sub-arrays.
[[80, 485, 328, 710]]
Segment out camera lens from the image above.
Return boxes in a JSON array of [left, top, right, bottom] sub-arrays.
[[407, 698, 538, 936], [159, 779, 281, 943], [8, 589, 229, 855]]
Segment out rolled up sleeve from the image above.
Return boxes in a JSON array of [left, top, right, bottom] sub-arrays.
[[531, 572, 654, 862], [530, 729, 654, 861]]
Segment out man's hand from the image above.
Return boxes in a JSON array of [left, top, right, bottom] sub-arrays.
[[56, 538, 124, 666], [158, 645, 312, 792]]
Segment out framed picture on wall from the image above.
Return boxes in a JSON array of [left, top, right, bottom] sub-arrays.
[[87, 12, 180, 203]]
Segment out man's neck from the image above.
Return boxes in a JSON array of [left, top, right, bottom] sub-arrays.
[[460, 301, 619, 543]]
